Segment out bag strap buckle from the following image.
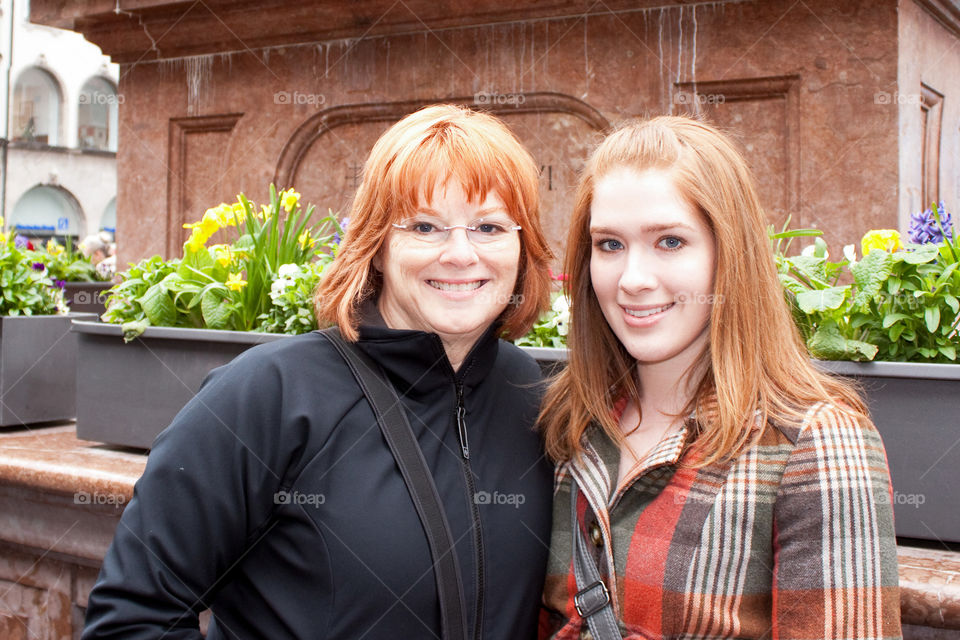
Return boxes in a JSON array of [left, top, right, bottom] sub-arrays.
[[574, 580, 610, 619]]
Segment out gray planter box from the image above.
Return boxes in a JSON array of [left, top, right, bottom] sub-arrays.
[[0, 313, 96, 426], [63, 282, 113, 317], [816, 360, 960, 543], [72, 324, 571, 450], [72, 321, 288, 449]]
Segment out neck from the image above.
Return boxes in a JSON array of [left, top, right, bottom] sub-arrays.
[[635, 346, 708, 420]]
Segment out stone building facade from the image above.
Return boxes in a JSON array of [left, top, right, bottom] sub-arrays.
[[28, 0, 960, 269]]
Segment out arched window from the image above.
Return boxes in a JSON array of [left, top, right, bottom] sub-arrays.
[[9, 185, 84, 242], [78, 77, 119, 152], [100, 197, 116, 233], [12, 67, 62, 145]]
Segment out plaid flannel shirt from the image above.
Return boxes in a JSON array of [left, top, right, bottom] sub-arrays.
[[540, 402, 902, 639]]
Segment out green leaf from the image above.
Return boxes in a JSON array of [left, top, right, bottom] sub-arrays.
[[945, 295, 960, 314], [881, 313, 911, 329], [140, 282, 178, 327], [851, 249, 893, 307], [939, 345, 957, 360], [120, 319, 150, 343], [886, 276, 901, 295], [796, 287, 847, 313], [901, 244, 940, 264], [807, 321, 878, 361], [924, 306, 940, 333], [200, 289, 233, 330], [887, 324, 905, 342]]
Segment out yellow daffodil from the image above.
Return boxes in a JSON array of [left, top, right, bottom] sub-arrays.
[[185, 230, 208, 253], [861, 229, 902, 255], [298, 230, 316, 250], [226, 272, 247, 291], [230, 202, 247, 225], [46, 238, 64, 256], [280, 189, 300, 213], [260, 204, 272, 220], [211, 244, 233, 267]]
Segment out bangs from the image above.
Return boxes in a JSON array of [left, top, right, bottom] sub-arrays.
[[384, 123, 524, 220]]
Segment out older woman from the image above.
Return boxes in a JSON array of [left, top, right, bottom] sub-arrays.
[[83, 105, 555, 640]]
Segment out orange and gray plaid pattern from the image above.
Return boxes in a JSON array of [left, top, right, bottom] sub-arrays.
[[540, 403, 902, 639]]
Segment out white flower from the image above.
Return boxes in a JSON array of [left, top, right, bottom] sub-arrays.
[[278, 263, 301, 278], [549, 295, 571, 336], [843, 244, 858, 265]]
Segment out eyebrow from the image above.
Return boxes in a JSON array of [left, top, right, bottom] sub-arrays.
[[417, 206, 509, 217], [589, 222, 697, 234]]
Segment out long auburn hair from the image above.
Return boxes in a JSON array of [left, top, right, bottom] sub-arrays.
[[315, 104, 553, 340], [539, 116, 867, 465]]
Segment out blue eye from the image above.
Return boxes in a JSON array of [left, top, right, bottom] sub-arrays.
[[658, 236, 683, 250], [595, 239, 623, 252]]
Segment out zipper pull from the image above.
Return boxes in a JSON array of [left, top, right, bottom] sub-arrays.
[[456, 384, 469, 459]]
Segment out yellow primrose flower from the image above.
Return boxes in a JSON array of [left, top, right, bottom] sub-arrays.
[[211, 245, 233, 267], [226, 272, 247, 291], [46, 238, 64, 256], [861, 229, 902, 255], [298, 230, 316, 250], [229, 202, 247, 226], [280, 189, 300, 213], [185, 230, 207, 253]]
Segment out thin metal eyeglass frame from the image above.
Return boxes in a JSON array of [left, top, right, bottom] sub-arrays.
[[391, 219, 522, 245]]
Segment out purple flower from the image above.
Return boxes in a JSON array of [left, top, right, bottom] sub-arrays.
[[31, 262, 45, 271], [55, 280, 66, 289], [15, 235, 28, 249], [909, 202, 954, 244], [333, 217, 350, 245]]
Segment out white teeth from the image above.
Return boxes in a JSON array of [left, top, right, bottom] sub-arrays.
[[428, 280, 484, 292], [624, 303, 672, 318]]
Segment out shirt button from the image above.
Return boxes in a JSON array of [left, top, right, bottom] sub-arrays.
[[588, 522, 603, 548]]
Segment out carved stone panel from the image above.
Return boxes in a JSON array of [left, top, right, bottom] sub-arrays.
[[675, 76, 800, 230], [280, 94, 608, 259], [167, 114, 244, 257]]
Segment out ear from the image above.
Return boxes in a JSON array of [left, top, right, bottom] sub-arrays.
[[372, 250, 383, 272]]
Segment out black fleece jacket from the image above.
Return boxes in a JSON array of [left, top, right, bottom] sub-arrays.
[[82, 324, 553, 639]]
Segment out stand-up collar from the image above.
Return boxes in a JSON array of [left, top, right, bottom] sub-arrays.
[[353, 302, 501, 396]]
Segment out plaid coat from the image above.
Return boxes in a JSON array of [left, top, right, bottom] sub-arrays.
[[540, 402, 902, 639]]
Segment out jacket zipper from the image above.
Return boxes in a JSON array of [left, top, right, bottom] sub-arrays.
[[455, 381, 484, 640]]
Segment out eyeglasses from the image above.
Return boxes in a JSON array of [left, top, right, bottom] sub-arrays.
[[391, 216, 522, 245]]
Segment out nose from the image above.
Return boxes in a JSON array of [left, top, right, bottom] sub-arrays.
[[618, 249, 657, 294], [438, 227, 479, 266]]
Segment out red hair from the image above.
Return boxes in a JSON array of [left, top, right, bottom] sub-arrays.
[[315, 104, 552, 340]]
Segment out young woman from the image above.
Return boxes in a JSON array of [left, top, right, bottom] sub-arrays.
[[539, 116, 901, 639]]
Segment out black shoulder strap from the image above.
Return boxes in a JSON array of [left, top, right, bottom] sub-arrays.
[[322, 328, 468, 640]]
